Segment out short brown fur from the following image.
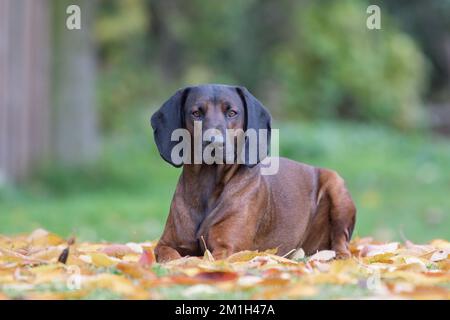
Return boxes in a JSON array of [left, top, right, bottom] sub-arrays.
[[151, 85, 356, 262]]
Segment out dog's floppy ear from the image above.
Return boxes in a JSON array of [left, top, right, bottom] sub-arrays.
[[151, 87, 190, 167], [236, 86, 272, 167]]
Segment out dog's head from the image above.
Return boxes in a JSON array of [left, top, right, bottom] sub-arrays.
[[151, 84, 271, 167]]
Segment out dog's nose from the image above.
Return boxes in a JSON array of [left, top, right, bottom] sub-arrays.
[[203, 131, 225, 148], [210, 134, 224, 146]]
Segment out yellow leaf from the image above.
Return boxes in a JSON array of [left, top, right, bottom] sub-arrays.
[[88, 252, 118, 267], [284, 284, 318, 298], [429, 239, 450, 249], [83, 274, 150, 299], [29, 247, 64, 262], [226, 249, 275, 263], [121, 253, 141, 262], [364, 252, 395, 264], [27, 229, 64, 247], [165, 256, 203, 268], [254, 283, 318, 299], [249, 254, 298, 266]]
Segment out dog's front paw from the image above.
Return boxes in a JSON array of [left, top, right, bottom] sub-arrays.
[[335, 250, 351, 259], [154, 245, 182, 263]]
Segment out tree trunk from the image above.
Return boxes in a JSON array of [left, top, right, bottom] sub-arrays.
[[0, 0, 51, 184], [52, 0, 99, 166]]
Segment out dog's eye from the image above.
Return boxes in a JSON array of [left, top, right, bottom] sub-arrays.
[[227, 110, 238, 118], [192, 110, 201, 118]]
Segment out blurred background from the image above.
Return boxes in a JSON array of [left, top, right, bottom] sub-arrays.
[[0, 0, 449, 243]]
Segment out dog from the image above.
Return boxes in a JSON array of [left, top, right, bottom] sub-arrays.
[[151, 84, 356, 262]]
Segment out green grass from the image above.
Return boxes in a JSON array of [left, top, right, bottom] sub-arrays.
[[1, 112, 449, 243]]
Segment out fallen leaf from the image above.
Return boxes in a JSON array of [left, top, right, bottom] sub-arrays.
[[226, 249, 277, 263], [182, 284, 219, 297], [125, 242, 144, 254], [89, 252, 118, 268], [138, 249, 155, 268], [430, 249, 449, 262], [291, 248, 305, 260], [101, 244, 134, 258], [364, 252, 395, 264], [429, 239, 450, 249], [27, 229, 64, 247], [116, 262, 155, 279], [362, 242, 399, 257], [399, 285, 450, 300], [309, 250, 336, 261], [195, 271, 238, 282], [83, 274, 150, 299], [1, 229, 449, 300], [237, 275, 261, 287], [58, 247, 70, 264]]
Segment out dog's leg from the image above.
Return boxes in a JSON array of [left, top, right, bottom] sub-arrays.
[[204, 217, 253, 260], [155, 196, 201, 262], [202, 202, 262, 260], [154, 244, 182, 262], [318, 169, 356, 259]]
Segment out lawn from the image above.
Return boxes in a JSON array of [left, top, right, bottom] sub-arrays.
[[1, 113, 449, 243]]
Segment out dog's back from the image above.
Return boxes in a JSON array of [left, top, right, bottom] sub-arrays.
[[258, 157, 355, 257]]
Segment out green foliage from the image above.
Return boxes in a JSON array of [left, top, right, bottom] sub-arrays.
[[95, 0, 148, 65], [98, 65, 163, 131], [274, 0, 428, 129], [93, 0, 429, 130]]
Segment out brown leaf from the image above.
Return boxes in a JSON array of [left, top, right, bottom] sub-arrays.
[[58, 247, 70, 264], [195, 271, 238, 282]]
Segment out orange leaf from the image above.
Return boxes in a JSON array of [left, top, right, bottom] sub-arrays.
[[117, 262, 155, 279], [138, 249, 155, 268], [195, 271, 238, 282]]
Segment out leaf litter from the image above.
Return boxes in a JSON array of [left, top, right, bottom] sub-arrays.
[[0, 229, 448, 299]]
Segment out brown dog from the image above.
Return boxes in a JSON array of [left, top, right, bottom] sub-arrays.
[[151, 84, 356, 262]]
